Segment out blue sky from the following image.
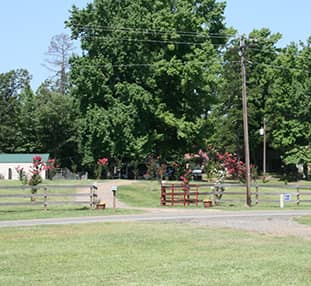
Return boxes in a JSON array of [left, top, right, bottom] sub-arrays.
[[0, 0, 310, 90]]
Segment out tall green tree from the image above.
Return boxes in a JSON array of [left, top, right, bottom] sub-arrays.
[[16, 82, 80, 168], [266, 38, 311, 177], [66, 0, 229, 167], [0, 69, 31, 152], [34, 85, 80, 168]]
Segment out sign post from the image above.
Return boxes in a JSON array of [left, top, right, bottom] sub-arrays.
[[280, 193, 291, 208], [280, 194, 284, 208], [112, 186, 117, 211]]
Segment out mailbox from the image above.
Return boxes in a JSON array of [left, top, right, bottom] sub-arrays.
[[111, 186, 117, 196]]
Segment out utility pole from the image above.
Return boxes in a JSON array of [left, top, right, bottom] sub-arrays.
[[239, 36, 252, 207], [263, 117, 266, 180]]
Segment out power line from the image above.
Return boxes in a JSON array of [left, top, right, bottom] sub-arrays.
[[74, 27, 311, 74], [96, 36, 229, 46], [110, 60, 240, 67], [74, 24, 237, 39]]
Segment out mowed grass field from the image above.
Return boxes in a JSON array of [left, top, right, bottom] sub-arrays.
[[0, 222, 310, 286]]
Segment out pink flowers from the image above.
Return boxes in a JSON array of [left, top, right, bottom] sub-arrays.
[[45, 159, 56, 170], [19, 156, 55, 185], [96, 157, 109, 179], [215, 152, 256, 182], [97, 157, 109, 165], [28, 156, 46, 186], [33, 155, 42, 161], [198, 149, 209, 161]]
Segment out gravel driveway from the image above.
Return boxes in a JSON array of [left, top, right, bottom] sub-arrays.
[[189, 212, 311, 240]]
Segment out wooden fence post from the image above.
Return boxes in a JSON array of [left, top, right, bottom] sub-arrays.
[[43, 187, 48, 210], [160, 184, 166, 206], [214, 185, 219, 205], [187, 184, 190, 206], [255, 184, 259, 205], [90, 186, 94, 209], [172, 184, 175, 207], [195, 185, 199, 207], [296, 187, 300, 206], [183, 184, 186, 207], [212, 186, 216, 205]]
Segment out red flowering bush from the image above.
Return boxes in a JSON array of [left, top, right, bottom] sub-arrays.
[[216, 152, 256, 182], [97, 157, 109, 179], [28, 156, 44, 187], [17, 156, 55, 194], [182, 146, 257, 183], [98, 157, 109, 166]]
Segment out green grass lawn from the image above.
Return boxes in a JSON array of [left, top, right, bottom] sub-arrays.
[[0, 205, 142, 221], [0, 222, 310, 286], [295, 216, 311, 226], [118, 180, 161, 208]]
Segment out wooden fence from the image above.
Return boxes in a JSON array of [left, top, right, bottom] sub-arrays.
[[160, 183, 311, 207], [0, 184, 99, 209]]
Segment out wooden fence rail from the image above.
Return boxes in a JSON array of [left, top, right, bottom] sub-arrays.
[[0, 185, 98, 209], [160, 183, 311, 207]]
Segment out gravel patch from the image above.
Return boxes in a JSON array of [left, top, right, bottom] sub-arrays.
[[191, 214, 311, 240]]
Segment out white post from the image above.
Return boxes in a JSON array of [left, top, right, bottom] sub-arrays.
[[280, 194, 284, 208]]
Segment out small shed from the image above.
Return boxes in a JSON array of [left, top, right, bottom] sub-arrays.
[[0, 154, 50, 180]]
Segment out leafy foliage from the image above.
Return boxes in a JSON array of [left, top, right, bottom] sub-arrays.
[[0, 69, 32, 152], [1, 2, 311, 179], [66, 0, 229, 169]]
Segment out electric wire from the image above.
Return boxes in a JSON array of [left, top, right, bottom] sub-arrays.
[[71, 25, 311, 74], [73, 24, 237, 39], [89, 36, 230, 46]]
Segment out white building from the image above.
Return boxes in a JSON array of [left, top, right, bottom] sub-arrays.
[[0, 154, 49, 180]]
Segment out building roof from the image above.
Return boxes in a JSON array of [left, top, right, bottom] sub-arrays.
[[0, 154, 50, 163]]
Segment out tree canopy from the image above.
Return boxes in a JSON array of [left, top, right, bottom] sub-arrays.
[[0, 0, 310, 180], [66, 0, 230, 168]]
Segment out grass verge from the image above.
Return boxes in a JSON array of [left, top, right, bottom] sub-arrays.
[[294, 216, 311, 226], [0, 222, 310, 286], [0, 205, 142, 221]]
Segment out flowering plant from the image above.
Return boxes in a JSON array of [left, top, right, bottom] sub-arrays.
[[98, 157, 109, 166], [17, 156, 55, 194], [97, 157, 109, 179]]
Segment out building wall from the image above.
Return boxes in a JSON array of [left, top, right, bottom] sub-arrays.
[[0, 163, 46, 180]]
